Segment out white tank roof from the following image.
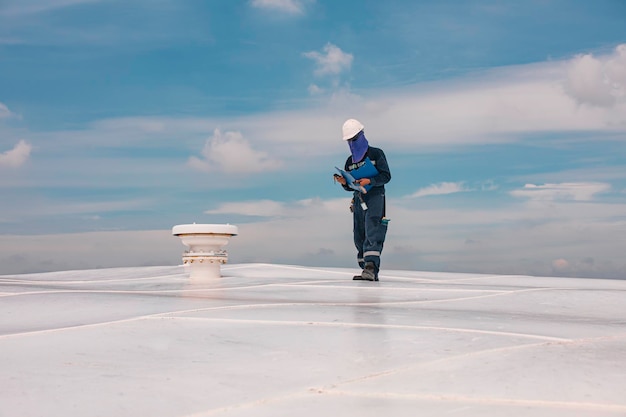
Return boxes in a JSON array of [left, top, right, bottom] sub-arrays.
[[3, 264, 626, 416]]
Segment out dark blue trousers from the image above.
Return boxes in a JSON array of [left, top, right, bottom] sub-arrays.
[[352, 190, 387, 275]]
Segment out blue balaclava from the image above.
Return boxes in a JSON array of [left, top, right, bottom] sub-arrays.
[[348, 130, 369, 163]]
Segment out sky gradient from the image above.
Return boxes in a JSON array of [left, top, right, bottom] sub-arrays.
[[1, 0, 626, 278]]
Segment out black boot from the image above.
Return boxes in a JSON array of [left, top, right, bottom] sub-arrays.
[[360, 262, 377, 281]]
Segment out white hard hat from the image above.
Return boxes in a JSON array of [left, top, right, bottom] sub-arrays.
[[342, 118, 364, 140]]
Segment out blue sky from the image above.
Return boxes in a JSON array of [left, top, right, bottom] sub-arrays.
[[1, 0, 626, 278]]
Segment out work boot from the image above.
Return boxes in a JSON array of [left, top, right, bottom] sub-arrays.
[[360, 262, 377, 281]]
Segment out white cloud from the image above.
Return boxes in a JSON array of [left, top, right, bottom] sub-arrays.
[[565, 54, 613, 107], [188, 129, 282, 174], [552, 258, 570, 271], [565, 44, 626, 107], [250, 0, 312, 15], [363, 77, 613, 147], [606, 44, 626, 88], [304, 43, 353, 76], [510, 182, 611, 202], [308, 84, 324, 95], [480, 180, 498, 191], [0, 140, 32, 168], [0, 102, 15, 119], [407, 182, 470, 198]]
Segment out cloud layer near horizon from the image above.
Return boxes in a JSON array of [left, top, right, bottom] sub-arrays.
[[2, 185, 625, 279]]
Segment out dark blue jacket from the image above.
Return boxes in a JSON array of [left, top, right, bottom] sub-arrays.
[[342, 146, 391, 195]]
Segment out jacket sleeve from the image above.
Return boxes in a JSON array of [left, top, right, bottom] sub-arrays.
[[368, 148, 391, 187]]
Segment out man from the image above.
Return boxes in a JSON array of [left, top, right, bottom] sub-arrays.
[[334, 118, 391, 281]]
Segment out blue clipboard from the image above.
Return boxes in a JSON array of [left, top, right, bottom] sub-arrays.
[[335, 157, 379, 193], [335, 166, 367, 193]]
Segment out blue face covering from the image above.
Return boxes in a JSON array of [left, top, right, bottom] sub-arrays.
[[348, 130, 369, 163]]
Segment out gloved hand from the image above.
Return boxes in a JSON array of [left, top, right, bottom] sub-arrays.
[[333, 174, 346, 185]]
